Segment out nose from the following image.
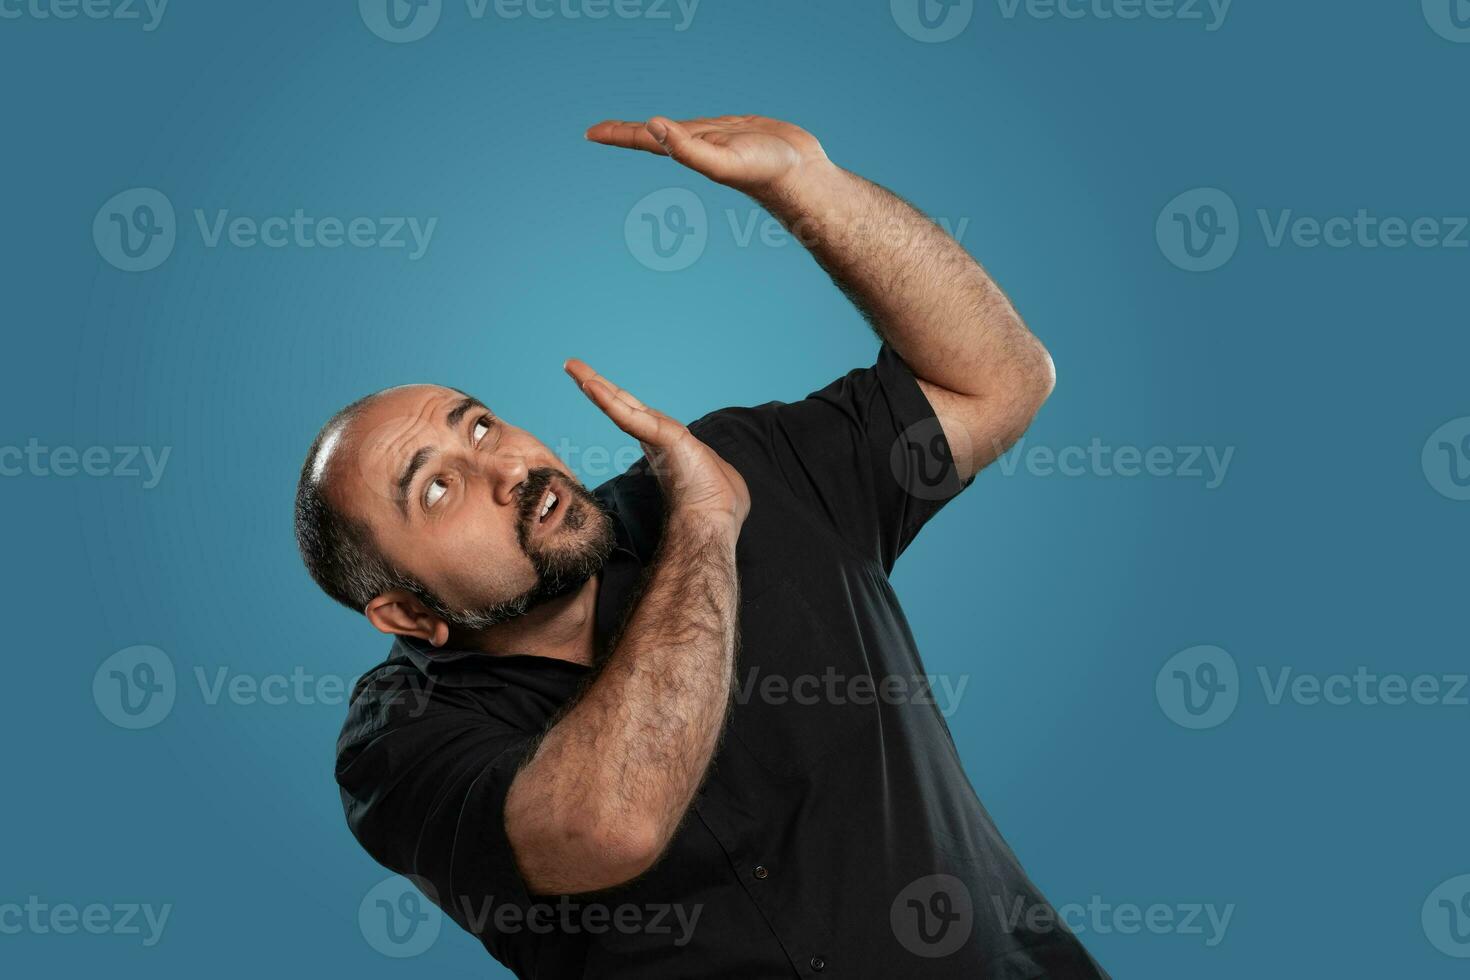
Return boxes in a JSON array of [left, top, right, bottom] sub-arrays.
[[487, 450, 530, 507]]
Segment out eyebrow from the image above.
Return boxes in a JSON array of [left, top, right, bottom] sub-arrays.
[[446, 396, 481, 428], [394, 447, 436, 518], [391, 397, 492, 518]]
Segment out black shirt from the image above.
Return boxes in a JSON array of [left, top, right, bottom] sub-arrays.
[[336, 344, 1109, 979]]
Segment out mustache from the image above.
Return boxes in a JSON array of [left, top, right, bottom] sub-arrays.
[[514, 466, 603, 541], [516, 467, 558, 529]]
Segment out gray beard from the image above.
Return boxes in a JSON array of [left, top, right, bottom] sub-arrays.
[[418, 469, 616, 631]]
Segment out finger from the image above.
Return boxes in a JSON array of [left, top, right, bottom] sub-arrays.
[[563, 357, 597, 386], [645, 116, 734, 179], [563, 359, 651, 413], [576, 376, 678, 447], [584, 120, 668, 156], [679, 115, 750, 128], [564, 361, 671, 446]]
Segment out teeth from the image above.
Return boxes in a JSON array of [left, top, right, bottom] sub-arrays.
[[539, 491, 557, 520]]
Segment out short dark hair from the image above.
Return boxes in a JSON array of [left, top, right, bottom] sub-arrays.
[[293, 391, 425, 616]]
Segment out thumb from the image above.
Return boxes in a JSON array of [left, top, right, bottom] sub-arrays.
[[646, 117, 730, 179]]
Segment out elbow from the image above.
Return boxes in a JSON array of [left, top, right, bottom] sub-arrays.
[[514, 810, 665, 894], [990, 339, 1055, 452], [1007, 334, 1055, 412], [579, 817, 664, 886], [1029, 343, 1057, 405]]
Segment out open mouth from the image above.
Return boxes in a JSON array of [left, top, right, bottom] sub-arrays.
[[532, 481, 564, 530]]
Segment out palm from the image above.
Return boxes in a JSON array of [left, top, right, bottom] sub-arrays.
[[585, 115, 827, 193]]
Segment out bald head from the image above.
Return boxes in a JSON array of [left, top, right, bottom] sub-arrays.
[[294, 384, 615, 635], [293, 386, 422, 616]]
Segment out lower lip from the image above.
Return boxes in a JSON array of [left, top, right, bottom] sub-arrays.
[[534, 483, 566, 532]]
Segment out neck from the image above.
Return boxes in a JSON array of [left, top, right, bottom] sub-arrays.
[[456, 573, 602, 667]]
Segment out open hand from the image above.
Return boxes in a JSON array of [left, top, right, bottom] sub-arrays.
[[585, 114, 831, 197], [564, 358, 750, 533]]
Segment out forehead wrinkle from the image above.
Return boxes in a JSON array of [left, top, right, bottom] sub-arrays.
[[327, 390, 450, 524], [382, 394, 451, 497], [446, 396, 485, 429]]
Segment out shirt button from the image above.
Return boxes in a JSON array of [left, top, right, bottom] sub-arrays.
[[753, 865, 769, 880], [810, 955, 826, 972]]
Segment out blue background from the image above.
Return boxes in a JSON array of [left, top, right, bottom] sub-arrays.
[[3, 1, 1467, 976]]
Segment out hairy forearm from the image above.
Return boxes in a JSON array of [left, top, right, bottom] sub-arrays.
[[505, 513, 739, 894], [587, 113, 1054, 469], [758, 164, 1051, 401]]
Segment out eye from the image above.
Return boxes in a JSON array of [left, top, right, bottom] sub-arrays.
[[472, 415, 495, 445], [424, 477, 449, 508]]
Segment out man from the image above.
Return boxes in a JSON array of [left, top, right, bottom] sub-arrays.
[[297, 114, 1108, 977]]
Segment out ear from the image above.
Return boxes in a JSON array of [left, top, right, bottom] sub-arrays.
[[364, 590, 451, 648]]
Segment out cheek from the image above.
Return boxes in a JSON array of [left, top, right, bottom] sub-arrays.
[[429, 511, 536, 604]]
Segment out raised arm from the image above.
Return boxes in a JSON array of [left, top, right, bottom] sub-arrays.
[[503, 361, 748, 895], [586, 114, 1055, 479]]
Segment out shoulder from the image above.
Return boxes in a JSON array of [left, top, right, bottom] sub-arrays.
[[335, 641, 498, 769]]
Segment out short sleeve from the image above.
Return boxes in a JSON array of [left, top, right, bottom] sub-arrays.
[[336, 679, 541, 936], [692, 342, 975, 574]]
